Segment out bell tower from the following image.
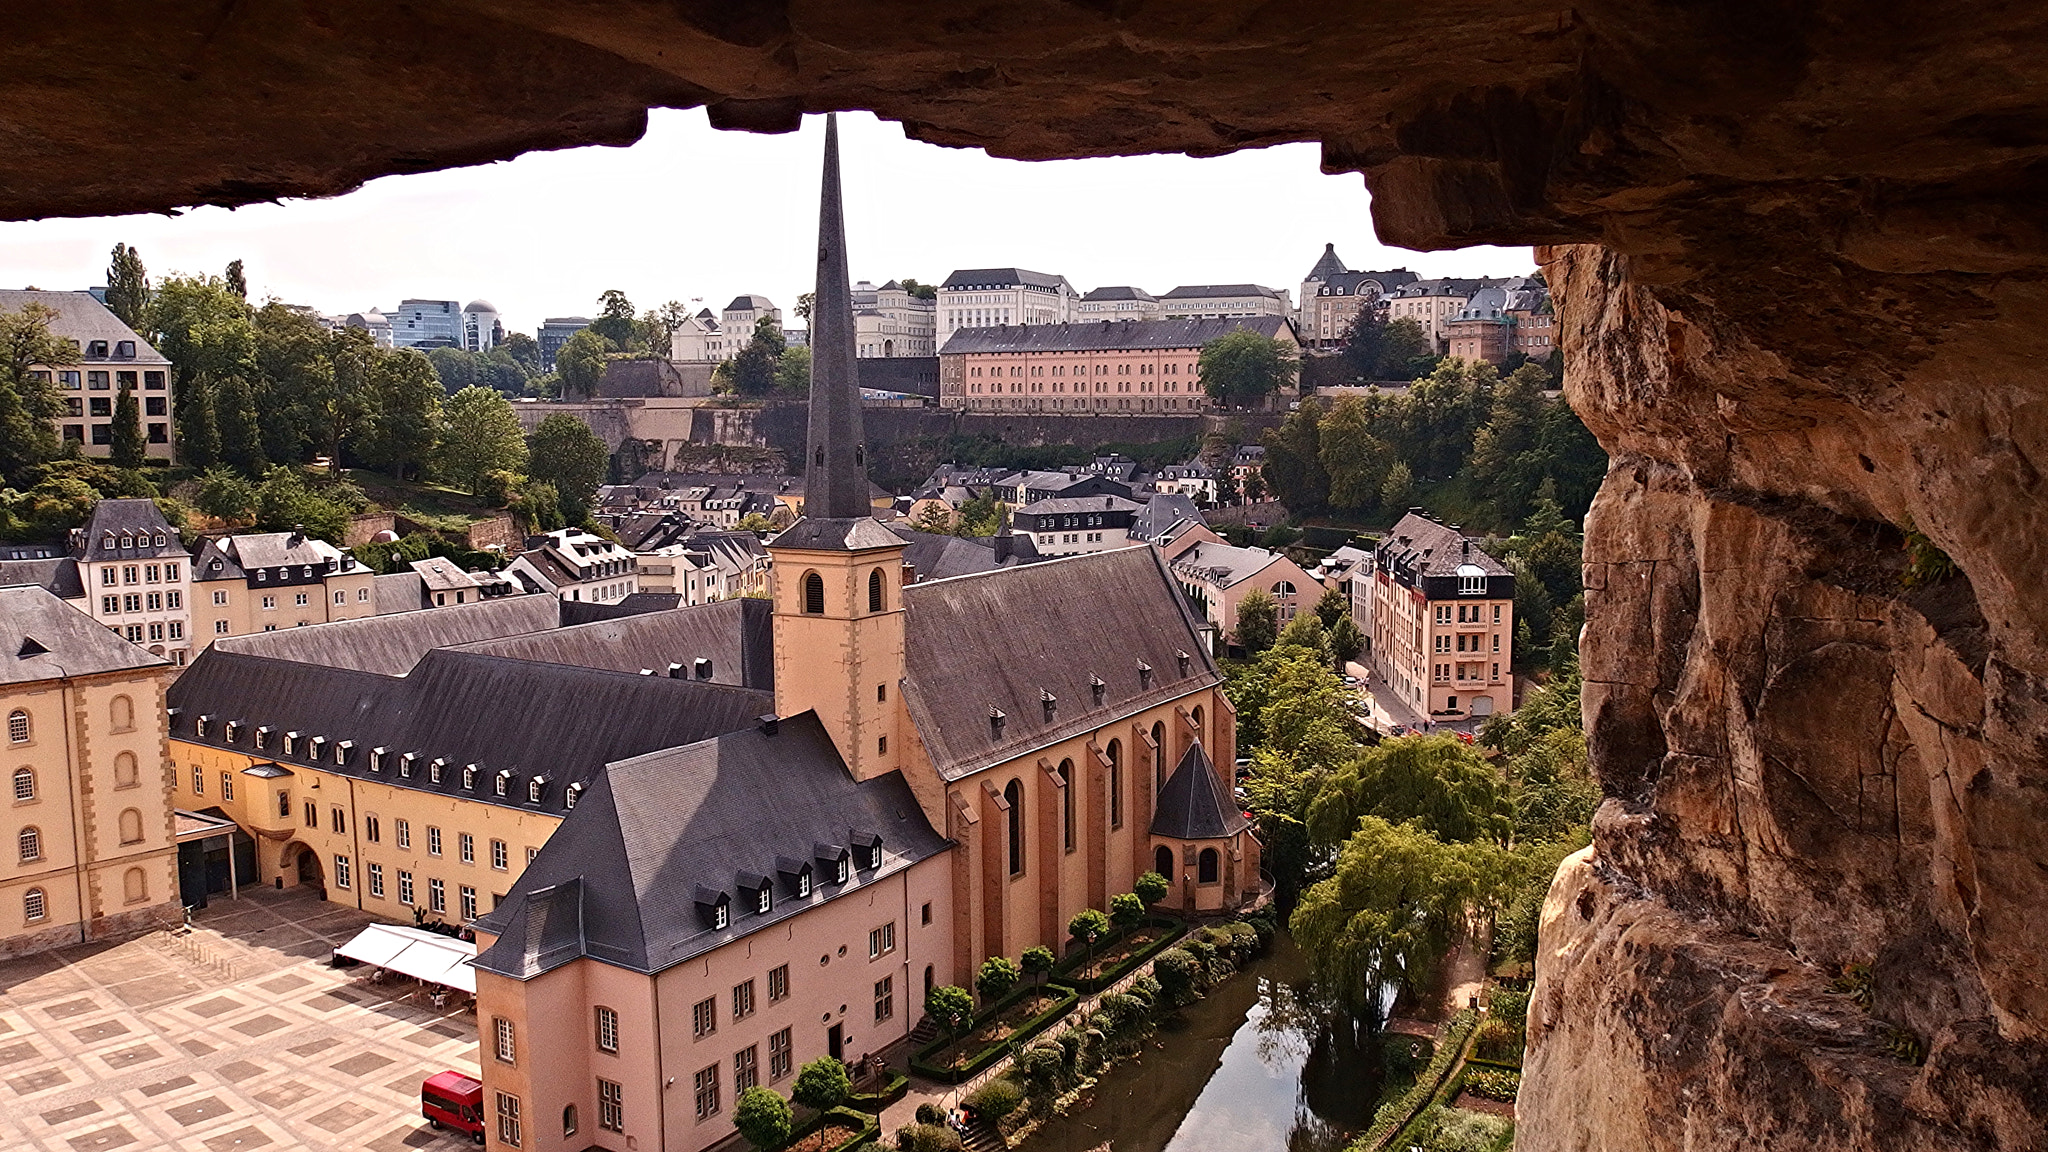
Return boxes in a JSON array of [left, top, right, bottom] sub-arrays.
[[769, 113, 907, 780]]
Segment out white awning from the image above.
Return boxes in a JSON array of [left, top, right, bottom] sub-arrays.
[[335, 923, 477, 993]]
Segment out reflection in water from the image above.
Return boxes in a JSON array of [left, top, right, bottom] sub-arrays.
[[1020, 935, 1390, 1152]]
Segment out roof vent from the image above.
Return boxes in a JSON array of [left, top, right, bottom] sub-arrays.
[[16, 637, 48, 659], [989, 707, 1006, 736], [1090, 675, 1106, 705], [1137, 661, 1154, 687], [1175, 649, 1192, 675], [758, 713, 780, 736], [694, 657, 713, 680], [667, 662, 685, 678], [1040, 690, 1057, 721]]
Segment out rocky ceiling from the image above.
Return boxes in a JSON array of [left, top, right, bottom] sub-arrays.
[[7, 4, 2047, 1149]]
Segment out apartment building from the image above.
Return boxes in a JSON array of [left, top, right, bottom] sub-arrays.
[[1156, 283, 1293, 320], [1369, 511, 1515, 719], [1077, 286, 1163, 322], [1383, 279, 1500, 351], [936, 268, 1076, 342], [0, 289, 175, 461], [1012, 495, 1143, 556], [1296, 243, 1420, 349], [72, 499, 194, 665], [852, 280, 937, 358], [190, 530, 377, 641], [506, 529, 639, 604], [1, 586, 180, 959], [1164, 536, 1320, 650], [938, 316, 1295, 413], [1443, 286, 1516, 365], [721, 295, 781, 350]]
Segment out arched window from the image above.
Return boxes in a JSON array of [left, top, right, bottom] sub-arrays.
[[801, 571, 825, 615], [7, 710, 27, 744], [13, 766, 33, 801], [1150, 721, 1166, 790], [1191, 706, 1204, 741], [1271, 580, 1296, 598], [1004, 778, 1025, 876], [114, 751, 138, 789], [868, 568, 885, 613], [1109, 750, 1123, 830], [563, 1105, 578, 1137], [109, 695, 134, 732], [1057, 759, 1075, 852], [123, 866, 146, 904], [1154, 844, 1174, 878], [1198, 848, 1221, 884], [118, 807, 144, 844], [23, 888, 46, 922], [19, 826, 41, 862]]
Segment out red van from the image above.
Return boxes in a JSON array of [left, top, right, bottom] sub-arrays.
[[422, 1071, 486, 1143]]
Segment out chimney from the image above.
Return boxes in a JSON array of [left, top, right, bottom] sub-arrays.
[[758, 714, 781, 736]]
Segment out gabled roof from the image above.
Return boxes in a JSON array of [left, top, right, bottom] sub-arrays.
[[166, 646, 771, 816], [941, 268, 1069, 291], [901, 547, 1219, 781], [74, 499, 185, 563], [207, 594, 565, 675], [1150, 741, 1249, 840], [0, 584, 164, 686], [891, 529, 1006, 581], [1015, 495, 1142, 516], [0, 290, 170, 365], [222, 530, 344, 571], [471, 712, 947, 977], [1379, 512, 1511, 578], [1169, 540, 1291, 590], [772, 517, 903, 552], [940, 316, 1291, 356], [724, 294, 775, 312], [1128, 493, 1204, 543], [445, 598, 773, 690], [0, 557, 84, 601]]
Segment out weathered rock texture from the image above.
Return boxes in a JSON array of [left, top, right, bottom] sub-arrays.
[[4, 4, 2047, 1148]]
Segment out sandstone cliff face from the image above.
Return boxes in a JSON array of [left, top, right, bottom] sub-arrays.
[[4, 5, 2047, 1148]]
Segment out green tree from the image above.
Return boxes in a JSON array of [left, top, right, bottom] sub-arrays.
[[1021, 945, 1055, 987], [526, 414, 609, 523], [216, 372, 264, 473], [899, 279, 939, 300], [0, 301, 75, 478], [1329, 612, 1365, 668], [1291, 816, 1506, 1007], [1379, 317, 1433, 380], [1199, 329, 1297, 406], [1379, 460, 1414, 509], [733, 1087, 792, 1150], [925, 984, 974, 1039], [1259, 400, 1326, 514], [1109, 892, 1145, 930], [312, 326, 376, 475], [358, 349, 443, 479], [224, 259, 247, 300], [251, 301, 331, 465], [104, 244, 150, 330], [1133, 871, 1171, 905], [976, 955, 1020, 1003], [589, 289, 641, 350], [793, 292, 815, 322], [499, 331, 541, 372], [647, 300, 690, 353], [1235, 587, 1278, 654], [253, 465, 349, 541], [1067, 908, 1110, 945], [730, 319, 784, 396], [437, 385, 527, 497], [146, 273, 255, 468], [775, 345, 812, 394], [1313, 586, 1351, 631], [424, 346, 481, 393], [1318, 394, 1393, 512], [1306, 735, 1514, 848], [555, 327, 612, 399], [109, 379, 145, 468], [792, 1057, 851, 1112], [194, 466, 257, 524], [181, 377, 221, 468], [909, 501, 954, 534], [951, 494, 1001, 538], [1275, 612, 1330, 662]]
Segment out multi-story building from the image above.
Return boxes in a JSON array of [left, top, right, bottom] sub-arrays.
[[190, 530, 377, 642], [0, 289, 175, 461], [72, 499, 194, 665], [1443, 286, 1515, 365], [1383, 279, 1501, 351], [721, 295, 781, 351], [668, 308, 724, 361], [1153, 461, 1218, 504], [1157, 283, 1293, 321], [938, 316, 1296, 413], [537, 317, 592, 369], [1505, 281, 1558, 362], [463, 300, 503, 353], [1077, 286, 1162, 322], [344, 309, 394, 347], [936, 268, 1076, 343], [1369, 511, 1515, 720], [1012, 495, 1143, 556], [505, 528, 640, 604], [1295, 244, 1420, 349], [390, 299, 463, 348], [1, 586, 180, 959], [1164, 536, 1320, 649], [851, 280, 937, 358]]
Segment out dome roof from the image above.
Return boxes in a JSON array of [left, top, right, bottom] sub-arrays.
[[463, 300, 498, 314]]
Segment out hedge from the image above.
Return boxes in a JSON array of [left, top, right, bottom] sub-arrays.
[[909, 985, 1081, 1084], [844, 1070, 909, 1113], [1349, 1009, 1479, 1152], [1048, 916, 1187, 994], [784, 1105, 879, 1152]]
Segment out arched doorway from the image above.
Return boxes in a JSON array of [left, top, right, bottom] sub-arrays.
[[285, 842, 324, 894]]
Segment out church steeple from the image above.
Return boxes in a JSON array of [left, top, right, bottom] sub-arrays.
[[804, 113, 870, 520]]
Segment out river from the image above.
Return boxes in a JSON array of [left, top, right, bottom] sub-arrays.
[[1018, 934, 1393, 1152]]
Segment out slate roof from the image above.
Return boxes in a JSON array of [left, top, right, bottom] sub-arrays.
[[941, 268, 1068, 290], [222, 531, 344, 571], [1159, 284, 1283, 300], [373, 572, 429, 615], [891, 529, 1005, 582], [1305, 243, 1348, 281], [1380, 512, 1512, 577], [0, 584, 164, 685], [472, 712, 948, 977], [940, 316, 1291, 356], [0, 290, 170, 364], [411, 557, 480, 592], [1150, 741, 1249, 840], [74, 499, 186, 563], [724, 294, 775, 312], [1387, 278, 1500, 298], [445, 598, 773, 690], [1082, 285, 1156, 302], [166, 646, 771, 817], [1169, 540, 1289, 590], [0, 557, 84, 601], [1318, 269, 1419, 295], [773, 517, 903, 552], [901, 546, 1219, 781], [208, 595, 565, 675], [1015, 495, 1142, 516], [1128, 494, 1204, 543]]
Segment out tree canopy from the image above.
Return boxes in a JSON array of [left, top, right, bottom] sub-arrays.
[[438, 386, 528, 496], [1236, 587, 1279, 654], [526, 414, 610, 524], [1306, 735, 1514, 848], [1199, 329, 1298, 406]]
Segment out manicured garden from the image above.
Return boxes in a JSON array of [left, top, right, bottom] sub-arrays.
[[909, 985, 1079, 1081]]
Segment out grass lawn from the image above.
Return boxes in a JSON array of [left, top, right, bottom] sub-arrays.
[[1062, 925, 1172, 982], [784, 1119, 861, 1152], [923, 990, 1067, 1071], [342, 468, 503, 527]]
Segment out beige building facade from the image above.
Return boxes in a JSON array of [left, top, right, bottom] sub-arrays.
[[1369, 512, 1516, 719], [1, 586, 180, 960], [0, 289, 177, 462], [938, 315, 1295, 413], [191, 530, 378, 643]]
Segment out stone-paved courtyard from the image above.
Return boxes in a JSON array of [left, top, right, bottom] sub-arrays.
[[0, 886, 481, 1152]]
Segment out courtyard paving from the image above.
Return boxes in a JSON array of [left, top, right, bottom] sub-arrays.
[[0, 886, 481, 1152]]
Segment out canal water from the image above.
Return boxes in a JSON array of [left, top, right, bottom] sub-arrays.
[[1019, 934, 1391, 1152]]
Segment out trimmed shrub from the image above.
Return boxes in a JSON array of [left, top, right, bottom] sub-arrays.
[[1068, 908, 1111, 945], [977, 955, 1021, 1003], [1465, 1067, 1521, 1102], [965, 1078, 1024, 1121], [1153, 947, 1198, 1005], [733, 1087, 792, 1150], [915, 1103, 945, 1126], [1134, 871, 1171, 904], [1021, 945, 1055, 985], [926, 984, 974, 1038], [1110, 892, 1146, 929], [793, 1056, 851, 1111], [895, 1123, 962, 1152]]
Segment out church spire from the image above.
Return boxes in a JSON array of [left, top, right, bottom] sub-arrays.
[[804, 113, 870, 520]]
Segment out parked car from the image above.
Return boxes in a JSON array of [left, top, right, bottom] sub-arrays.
[[1388, 724, 1409, 736], [423, 1071, 485, 1143], [1341, 674, 1360, 685]]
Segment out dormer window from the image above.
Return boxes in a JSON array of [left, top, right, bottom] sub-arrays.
[[798, 872, 812, 898], [695, 888, 731, 930], [429, 758, 446, 785], [1456, 564, 1487, 595], [527, 775, 547, 804], [461, 764, 477, 790], [370, 747, 386, 773], [334, 741, 352, 765], [307, 735, 326, 761], [1175, 649, 1192, 676], [495, 768, 513, 797], [87, 340, 108, 358], [195, 714, 212, 739], [756, 886, 771, 914], [565, 781, 583, 810], [224, 720, 242, 744], [400, 752, 417, 778], [777, 856, 814, 899], [282, 731, 298, 757], [853, 832, 884, 871]]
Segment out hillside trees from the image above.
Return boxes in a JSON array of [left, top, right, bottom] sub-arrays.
[[438, 386, 528, 496], [1200, 329, 1298, 407], [526, 413, 610, 523], [0, 301, 74, 477]]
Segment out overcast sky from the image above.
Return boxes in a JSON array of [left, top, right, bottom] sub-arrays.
[[2, 109, 1531, 336]]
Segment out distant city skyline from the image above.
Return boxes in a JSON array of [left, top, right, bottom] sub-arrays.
[[1, 109, 1533, 340]]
